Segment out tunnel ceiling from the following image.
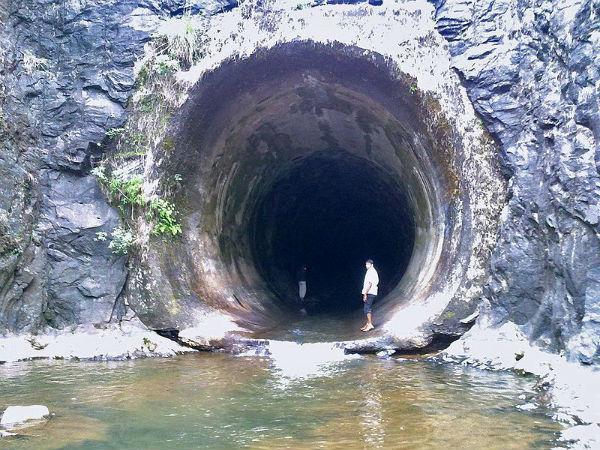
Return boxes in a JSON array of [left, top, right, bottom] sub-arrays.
[[126, 42, 505, 342]]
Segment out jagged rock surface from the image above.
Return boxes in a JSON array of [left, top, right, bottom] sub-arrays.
[[431, 0, 600, 363], [0, 0, 234, 332], [1, 0, 599, 367]]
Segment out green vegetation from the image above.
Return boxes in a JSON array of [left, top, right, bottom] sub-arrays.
[[136, 65, 151, 87], [0, 214, 20, 256], [294, 2, 310, 10], [126, 131, 146, 149], [153, 55, 179, 76], [137, 95, 156, 114], [95, 227, 135, 255], [89, 11, 196, 256], [133, 11, 206, 87], [94, 231, 108, 241], [163, 137, 175, 153], [154, 13, 203, 67], [105, 128, 148, 159], [91, 166, 182, 254], [149, 198, 182, 236], [106, 127, 125, 139], [142, 337, 157, 352], [114, 150, 147, 160], [108, 227, 136, 255], [91, 166, 144, 219]]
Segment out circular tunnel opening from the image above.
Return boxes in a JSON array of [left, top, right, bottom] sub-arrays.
[[137, 41, 499, 340], [251, 151, 415, 314]]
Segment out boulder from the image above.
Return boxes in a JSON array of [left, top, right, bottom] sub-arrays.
[[0, 405, 50, 430]]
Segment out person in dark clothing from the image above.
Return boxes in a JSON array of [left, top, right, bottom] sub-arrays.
[[297, 265, 308, 314]]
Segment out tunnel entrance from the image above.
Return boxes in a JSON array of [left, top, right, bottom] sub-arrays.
[[129, 41, 504, 346], [154, 42, 452, 332], [251, 152, 415, 314]]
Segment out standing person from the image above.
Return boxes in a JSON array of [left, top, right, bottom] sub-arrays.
[[297, 264, 308, 314], [361, 259, 379, 332]]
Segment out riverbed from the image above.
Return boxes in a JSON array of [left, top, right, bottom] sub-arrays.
[[0, 343, 563, 449]]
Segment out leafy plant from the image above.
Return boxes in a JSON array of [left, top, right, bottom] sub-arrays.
[[94, 231, 108, 241], [142, 337, 157, 351], [115, 150, 147, 159], [106, 127, 125, 139], [127, 131, 147, 148], [149, 198, 182, 236], [153, 54, 179, 76], [93, 167, 144, 218], [163, 137, 175, 153], [92, 166, 182, 252], [137, 95, 155, 114], [109, 175, 144, 217], [136, 64, 150, 87], [0, 216, 19, 256], [108, 227, 135, 255], [294, 2, 310, 10]]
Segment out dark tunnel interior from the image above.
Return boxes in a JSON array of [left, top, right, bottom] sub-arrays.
[[141, 42, 489, 334], [251, 152, 415, 314]]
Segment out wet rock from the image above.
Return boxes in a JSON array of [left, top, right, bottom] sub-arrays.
[[0, 0, 248, 336], [0, 0, 597, 371], [0, 0, 152, 332], [38, 171, 126, 328], [559, 423, 600, 449], [0, 320, 195, 363], [0, 405, 49, 430], [431, 0, 600, 363]]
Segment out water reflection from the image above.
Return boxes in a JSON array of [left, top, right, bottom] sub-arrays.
[[359, 369, 386, 448], [0, 352, 562, 449]]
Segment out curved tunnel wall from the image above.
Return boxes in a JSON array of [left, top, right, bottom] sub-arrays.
[[126, 41, 504, 340], [148, 42, 456, 327]]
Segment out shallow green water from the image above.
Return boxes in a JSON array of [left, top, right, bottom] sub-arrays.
[[0, 345, 563, 450]]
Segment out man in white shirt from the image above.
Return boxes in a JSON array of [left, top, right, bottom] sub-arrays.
[[361, 259, 379, 332]]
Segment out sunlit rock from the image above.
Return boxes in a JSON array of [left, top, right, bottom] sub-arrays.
[[0, 405, 49, 430]]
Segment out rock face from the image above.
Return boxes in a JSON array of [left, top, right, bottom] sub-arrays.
[[0, 0, 233, 333], [430, 0, 600, 364], [0, 0, 598, 364]]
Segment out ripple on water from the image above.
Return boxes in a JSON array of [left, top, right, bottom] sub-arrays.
[[0, 353, 563, 449]]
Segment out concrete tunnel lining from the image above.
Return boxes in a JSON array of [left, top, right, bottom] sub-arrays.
[[148, 42, 464, 334]]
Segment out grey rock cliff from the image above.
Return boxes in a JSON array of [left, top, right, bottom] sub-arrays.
[[431, 0, 600, 363], [0, 0, 232, 333], [1, 0, 599, 367]]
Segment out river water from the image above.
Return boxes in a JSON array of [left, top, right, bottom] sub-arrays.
[[0, 336, 563, 450]]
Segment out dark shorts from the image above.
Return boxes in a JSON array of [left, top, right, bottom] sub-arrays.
[[364, 294, 376, 315]]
